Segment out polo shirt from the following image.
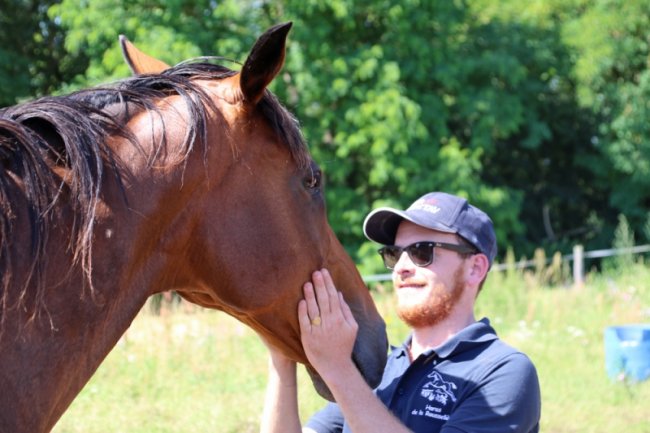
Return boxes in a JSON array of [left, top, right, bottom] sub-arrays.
[[305, 318, 541, 433]]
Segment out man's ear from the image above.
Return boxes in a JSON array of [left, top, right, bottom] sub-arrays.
[[467, 253, 490, 288]]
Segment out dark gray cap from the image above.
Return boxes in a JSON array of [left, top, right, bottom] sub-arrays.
[[363, 192, 497, 265]]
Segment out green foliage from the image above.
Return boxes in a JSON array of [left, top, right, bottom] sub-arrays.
[[5, 0, 650, 267], [48, 0, 267, 87], [0, 0, 88, 104], [603, 214, 637, 272], [270, 0, 567, 265], [560, 0, 650, 240]]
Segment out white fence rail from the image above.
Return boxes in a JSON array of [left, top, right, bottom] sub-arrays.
[[362, 244, 650, 285]]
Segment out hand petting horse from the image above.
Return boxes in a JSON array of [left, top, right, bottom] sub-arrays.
[[0, 23, 387, 433]]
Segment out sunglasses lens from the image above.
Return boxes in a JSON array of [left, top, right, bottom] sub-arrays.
[[379, 246, 401, 269], [408, 242, 434, 266], [379, 243, 435, 269]]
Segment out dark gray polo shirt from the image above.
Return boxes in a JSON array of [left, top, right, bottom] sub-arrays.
[[305, 318, 541, 433]]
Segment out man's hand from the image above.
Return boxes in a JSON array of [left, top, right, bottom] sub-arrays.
[[298, 269, 359, 381]]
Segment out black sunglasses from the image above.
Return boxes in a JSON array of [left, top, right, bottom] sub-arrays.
[[378, 241, 478, 269]]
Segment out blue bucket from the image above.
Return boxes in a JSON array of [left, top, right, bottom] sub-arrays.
[[604, 324, 650, 382]]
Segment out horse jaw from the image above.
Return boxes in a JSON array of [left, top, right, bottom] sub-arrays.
[[306, 365, 335, 401], [305, 349, 382, 402]]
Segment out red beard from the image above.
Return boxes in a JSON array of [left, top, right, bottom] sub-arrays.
[[396, 265, 465, 328]]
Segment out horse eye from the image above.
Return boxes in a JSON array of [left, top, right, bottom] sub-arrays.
[[306, 175, 319, 189], [305, 170, 322, 190]]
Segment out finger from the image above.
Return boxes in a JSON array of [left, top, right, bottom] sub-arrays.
[[321, 268, 340, 302], [297, 299, 312, 332], [302, 282, 321, 321], [339, 292, 358, 329], [320, 268, 337, 295], [311, 270, 331, 314], [321, 269, 344, 315]]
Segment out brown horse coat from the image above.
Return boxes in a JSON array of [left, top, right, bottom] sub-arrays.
[[0, 23, 387, 432]]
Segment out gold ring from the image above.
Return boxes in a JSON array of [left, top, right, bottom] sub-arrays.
[[311, 316, 321, 326]]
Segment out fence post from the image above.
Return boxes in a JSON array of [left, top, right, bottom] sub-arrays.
[[573, 244, 584, 287]]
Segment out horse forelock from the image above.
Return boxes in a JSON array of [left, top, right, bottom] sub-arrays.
[[0, 59, 310, 329], [257, 90, 310, 170], [107, 61, 310, 169], [161, 60, 310, 169]]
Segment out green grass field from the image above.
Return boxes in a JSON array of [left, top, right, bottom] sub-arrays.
[[52, 262, 650, 433]]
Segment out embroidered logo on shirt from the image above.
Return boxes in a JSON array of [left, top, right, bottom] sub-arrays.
[[420, 370, 457, 405], [410, 370, 458, 422]]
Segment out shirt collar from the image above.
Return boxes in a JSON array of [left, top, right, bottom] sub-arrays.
[[396, 317, 498, 360]]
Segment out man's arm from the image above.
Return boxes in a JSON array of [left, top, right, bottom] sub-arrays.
[[259, 349, 303, 433]]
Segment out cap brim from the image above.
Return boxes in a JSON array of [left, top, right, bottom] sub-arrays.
[[363, 207, 410, 245], [363, 206, 458, 245]]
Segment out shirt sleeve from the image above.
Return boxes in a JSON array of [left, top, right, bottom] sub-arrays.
[[442, 352, 541, 433], [304, 402, 345, 433]]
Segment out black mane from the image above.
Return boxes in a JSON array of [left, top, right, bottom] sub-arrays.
[[0, 60, 308, 325]]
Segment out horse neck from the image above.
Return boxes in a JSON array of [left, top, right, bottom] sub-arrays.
[[0, 239, 153, 433], [0, 167, 198, 433]]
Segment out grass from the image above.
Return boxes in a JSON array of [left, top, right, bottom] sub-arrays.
[[476, 263, 650, 433], [52, 263, 650, 433]]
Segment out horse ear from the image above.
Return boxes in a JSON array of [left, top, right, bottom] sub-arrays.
[[239, 22, 293, 104], [119, 35, 171, 75]]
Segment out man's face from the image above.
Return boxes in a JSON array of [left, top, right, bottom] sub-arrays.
[[391, 221, 468, 328]]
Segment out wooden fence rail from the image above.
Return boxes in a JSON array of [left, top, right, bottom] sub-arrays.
[[362, 244, 650, 285]]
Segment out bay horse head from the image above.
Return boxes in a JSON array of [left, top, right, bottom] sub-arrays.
[[119, 21, 388, 399], [0, 23, 386, 432]]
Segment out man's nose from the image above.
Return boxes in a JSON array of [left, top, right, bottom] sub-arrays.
[[393, 250, 416, 274]]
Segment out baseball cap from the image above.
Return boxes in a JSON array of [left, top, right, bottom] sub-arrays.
[[363, 192, 497, 265]]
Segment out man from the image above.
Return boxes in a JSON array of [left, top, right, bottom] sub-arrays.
[[261, 192, 541, 433]]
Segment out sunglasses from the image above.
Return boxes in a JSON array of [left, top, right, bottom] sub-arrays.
[[378, 241, 478, 269]]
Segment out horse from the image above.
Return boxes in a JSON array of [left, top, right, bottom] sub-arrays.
[[0, 22, 387, 432]]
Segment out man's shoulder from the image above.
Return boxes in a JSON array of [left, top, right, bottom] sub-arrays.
[[484, 336, 536, 366], [467, 319, 536, 368], [457, 336, 540, 403], [445, 325, 539, 390]]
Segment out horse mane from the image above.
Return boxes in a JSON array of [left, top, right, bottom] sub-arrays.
[[0, 60, 309, 327]]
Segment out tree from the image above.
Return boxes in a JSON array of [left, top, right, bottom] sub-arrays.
[[0, 0, 86, 106], [13, 0, 648, 270], [48, 0, 269, 87], [563, 0, 650, 242], [266, 0, 607, 267]]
